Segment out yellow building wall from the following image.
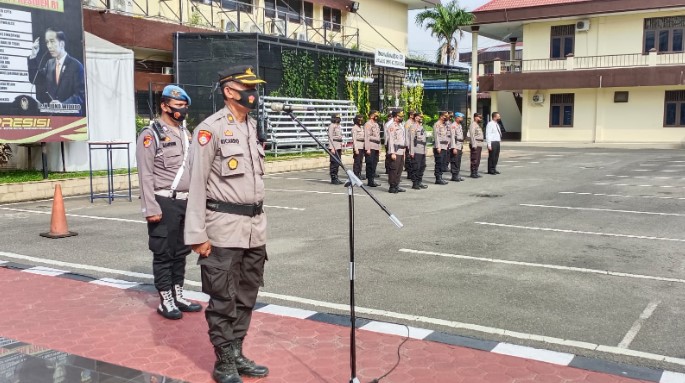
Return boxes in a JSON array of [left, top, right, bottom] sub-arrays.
[[522, 9, 685, 60], [521, 87, 685, 143], [346, 0, 408, 52]]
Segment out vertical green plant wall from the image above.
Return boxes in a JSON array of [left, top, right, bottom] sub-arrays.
[[346, 80, 370, 117], [279, 50, 341, 100]]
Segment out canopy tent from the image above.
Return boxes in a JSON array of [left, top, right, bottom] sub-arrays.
[[34, 32, 136, 171]]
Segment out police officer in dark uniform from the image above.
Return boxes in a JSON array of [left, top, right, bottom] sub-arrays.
[[185, 66, 269, 383], [136, 85, 202, 320]]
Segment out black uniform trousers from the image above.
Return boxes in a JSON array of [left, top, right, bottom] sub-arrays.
[[450, 149, 463, 176], [404, 152, 413, 181], [470, 146, 483, 174], [488, 141, 501, 173], [433, 148, 448, 178], [387, 154, 404, 188], [365, 149, 379, 180], [147, 195, 191, 291], [329, 149, 342, 179], [410, 153, 426, 184], [353, 149, 364, 177], [200, 245, 267, 347]]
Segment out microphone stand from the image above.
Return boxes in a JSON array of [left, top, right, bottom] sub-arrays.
[[281, 110, 403, 383]]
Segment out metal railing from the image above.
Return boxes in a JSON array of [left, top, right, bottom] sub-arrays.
[[83, 0, 359, 48], [483, 51, 685, 74], [260, 96, 358, 156]]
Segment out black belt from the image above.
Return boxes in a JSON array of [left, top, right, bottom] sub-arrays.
[[416, 140, 426, 144], [206, 199, 263, 217], [457, 139, 464, 142], [370, 139, 380, 143], [332, 138, 343, 142], [394, 145, 408, 150], [356, 139, 365, 142], [476, 139, 484, 142], [439, 141, 448, 144]]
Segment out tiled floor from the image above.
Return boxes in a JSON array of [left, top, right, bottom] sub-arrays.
[[0, 267, 652, 383]]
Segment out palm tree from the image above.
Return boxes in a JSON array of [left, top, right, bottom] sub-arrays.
[[415, 0, 474, 109]]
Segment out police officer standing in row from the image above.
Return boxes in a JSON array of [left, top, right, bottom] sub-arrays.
[[469, 112, 485, 178], [408, 113, 428, 190], [433, 111, 450, 185], [364, 110, 382, 187], [184, 66, 269, 383], [387, 111, 406, 193], [403, 111, 416, 182], [351, 114, 365, 180], [136, 85, 202, 320], [449, 112, 466, 182], [328, 113, 344, 185]]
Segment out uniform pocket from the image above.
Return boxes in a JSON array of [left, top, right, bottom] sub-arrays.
[[163, 152, 182, 169], [200, 265, 235, 300], [220, 144, 245, 177]]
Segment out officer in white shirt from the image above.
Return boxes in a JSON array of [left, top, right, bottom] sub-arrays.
[[486, 112, 502, 175]]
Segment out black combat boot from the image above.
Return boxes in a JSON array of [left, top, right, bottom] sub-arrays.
[[412, 182, 421, 190], [435, 177, 448, 185], [173, 284, 202, 312], [230, 338, 269, 377], [157, 290, 182, 320], [212, 346, 242, 383], [331, 177, 343, 185]]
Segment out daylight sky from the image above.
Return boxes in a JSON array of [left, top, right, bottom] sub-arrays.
[[407, 0, 503, 62]]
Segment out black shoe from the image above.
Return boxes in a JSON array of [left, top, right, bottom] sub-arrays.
[[470, 174, 479, 179], [331, 178, 343, 185], [487, 171, 497, 175], [157, 290, 183, 320], [397, 187, 406, 192], [388, 188, 398, 194], [435, 178, 448, 185], [230, 338, 269, 378], [458, 177, 465, 181], [213, 346, 242, 383], [476, 173, 482, 178], [173, 285, 202, 313], [419, 183, 429, 189], [412, 183, 421, 190], [367, 181, 380, 187], [495, 170, 501, 174], [450, 175, 460, 182]]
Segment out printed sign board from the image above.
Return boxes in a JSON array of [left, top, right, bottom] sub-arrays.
[[374, 48, 406, 70], [0, 0, 87, 143]]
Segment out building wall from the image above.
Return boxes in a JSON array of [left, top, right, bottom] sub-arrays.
[[494, 91, 522, 133], [521, 87, 685, 143], [347, 0, 408, 52], [522, 9, 685, 60]]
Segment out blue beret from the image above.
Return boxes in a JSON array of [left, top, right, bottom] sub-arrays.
[[162, 85, 191, 106], [455, 112, 465, 118]]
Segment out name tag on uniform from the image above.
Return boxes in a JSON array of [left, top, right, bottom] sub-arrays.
[[221, 138, 240, 144], [162, 141, 177, 148]]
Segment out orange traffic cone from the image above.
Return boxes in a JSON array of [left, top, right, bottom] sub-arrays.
[[40, 184, 78, 239]]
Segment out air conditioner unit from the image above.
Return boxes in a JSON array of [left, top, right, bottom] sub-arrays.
[[109, 0, 132, 12], [576, 19, 590, 32], [224, 20, 237, 33], [162, 67, 173, 75], [269, 19, 286, 36], [532, 93, 545, 104]]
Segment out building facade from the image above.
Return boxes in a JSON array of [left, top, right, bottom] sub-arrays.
[[471, 0, 685, 144]]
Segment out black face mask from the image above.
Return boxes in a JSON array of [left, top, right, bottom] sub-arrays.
[[333, 118, 341, 124], [165, 104, 188, 122], [372, 116, 378, 121], [233, 88, 259, 110]]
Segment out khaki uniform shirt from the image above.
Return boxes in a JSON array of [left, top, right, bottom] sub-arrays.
[[408, 123, 427, 156], [469, 122, 484, 148], [388, 122, 406, 156], [454, 123, 465, 151], [383, 120, 395, 146], [433, 121, 449, 150], [328, 123, 343, 150], [352, 124, 365, 151], [184, 106, 266, 249], [364, 120, 381, 151], [135, 121, 191, 217]]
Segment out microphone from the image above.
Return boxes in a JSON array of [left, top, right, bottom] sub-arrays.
[[268, 102, 314, 112]]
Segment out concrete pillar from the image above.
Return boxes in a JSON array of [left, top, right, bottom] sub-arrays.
[[491, 91, 499, 117], [470, 26, 479, 118], [509, 37, 517, 61]]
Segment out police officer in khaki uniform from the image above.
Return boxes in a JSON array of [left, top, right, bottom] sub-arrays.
[[433, 111, 450, 185], [364, 110, 382, 187], [468, 112, 485, 178], [351, 114, 365, 180], [184, 66, 269, 383], [449, 112, 466, 182], [408, 113, 428, 190], [136, 85, 201, 320], [328, 113, 344, 185], [403, 111, 416, 182], [387, 111, 406, 193]]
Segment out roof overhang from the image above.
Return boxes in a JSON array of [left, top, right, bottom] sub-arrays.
[[401, 0, 440, 10], [473, 0, 685, 25]]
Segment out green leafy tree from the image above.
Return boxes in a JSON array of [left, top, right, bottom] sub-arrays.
[[415, 0, 475, 67]]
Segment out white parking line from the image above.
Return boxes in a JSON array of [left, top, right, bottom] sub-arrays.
[[618, 300, 660, 349], [398, 249, 685, 284], [594, 182, 685, 189], [0, 207, 146, 223], [606, 175, 681, 180], [520, 204, 685, 217], [633, 169, 651, 172], [560, 191, 685, 200], [264, 205, 306, 211], [2, 250, 685, 367], [266, 188, 363, 196], [475, 221, 685, 242]]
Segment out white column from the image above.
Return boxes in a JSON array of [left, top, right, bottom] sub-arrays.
[[470, 26, 479, 117], [509, 37, 517, 61]]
